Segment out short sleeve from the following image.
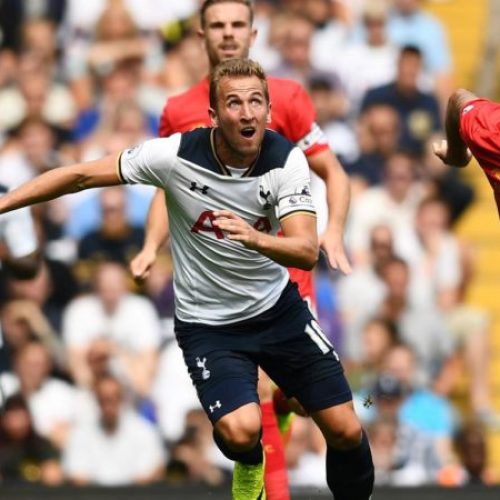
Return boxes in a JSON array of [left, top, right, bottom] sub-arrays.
[[276, 148, 316, 221], [118, 135, 181, 188], [2, 206, 38, 258], [282, 83, 329, 156]]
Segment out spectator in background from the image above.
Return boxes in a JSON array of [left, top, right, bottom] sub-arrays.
[[62, 261, 161, 398], [340, 1, 398, 114], [0, 394, 62, 485], [0, 340, 76, 450], [0, 118, 63, 189], [367, 374, 443, 486], [378, 257, 458, 391], [387, 0, 453, 103], [382, 344, 456, 460], [308, 77, 357, 163], [438, 421, 496, 486], [343, 104, 401, 189], [269, 12, 344, 93], [395, 197, 462, 310], [361, 45, 441, 157], [0, 0, 67, 53], [63, 375, 165, 485], [64, 0, 164, 113], [0, 21, 77, 135], [167, 408, 228, 486], [77, 186, 145, 273], [347, 152, 425, 264], [337, 224, 396, 361], [286, 416, 327, 488]]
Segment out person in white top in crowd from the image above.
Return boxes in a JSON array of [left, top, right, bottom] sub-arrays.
[[63, 375, 166, 485], [62, 261, 161, 397], [0, 340, 77, 449]]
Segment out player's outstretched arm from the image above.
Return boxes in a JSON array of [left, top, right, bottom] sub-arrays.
[[214, 210, 319, 270], [130, 188, 169, 283], [0, 155, 121, 215], [433, 88, 475, 167], [307, 149, 352, 274]]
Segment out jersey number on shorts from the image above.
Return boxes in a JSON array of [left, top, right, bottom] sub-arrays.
[[305, 319, 339, 360]]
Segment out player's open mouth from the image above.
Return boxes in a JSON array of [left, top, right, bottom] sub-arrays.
[[241, 127, 256, 138]]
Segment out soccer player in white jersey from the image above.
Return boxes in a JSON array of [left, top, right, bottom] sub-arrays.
[[0, 59, 374, 500]]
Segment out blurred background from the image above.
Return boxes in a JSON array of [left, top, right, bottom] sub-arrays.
[[0, 0, 500, 496]]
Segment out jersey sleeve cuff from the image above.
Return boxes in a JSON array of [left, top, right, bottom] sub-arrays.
[[279, 210, 317, 222], [116, 152, 125, 183]]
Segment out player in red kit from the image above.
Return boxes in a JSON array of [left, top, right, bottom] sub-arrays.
[[130, 1, 352, 498], [433, 88, 500, 217]]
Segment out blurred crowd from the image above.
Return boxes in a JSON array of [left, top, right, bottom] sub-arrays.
[[0, 0, 498, 490]]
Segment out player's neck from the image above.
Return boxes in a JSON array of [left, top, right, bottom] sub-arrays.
[[213, 129, 259, 169]]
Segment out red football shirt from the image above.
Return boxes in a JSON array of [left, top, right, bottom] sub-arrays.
[[159, 76, 329, 305], [460, 98, 500, 216]]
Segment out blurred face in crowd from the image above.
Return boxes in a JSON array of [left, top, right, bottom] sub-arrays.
[[382, 260, 409, 301], [100, 186, 129, 236], [211, 75, 270, 164], [96, 1, 137, 40], [1, 403, 32, 442], [22, 20, 57, 63], [281, 17, 314, 69], [15, 342, 51, 395], [95, 378, 123, 432], [365, 105, 400, 157], [362, 319, 395, 366], [200, 2, 257, 68], [457, 425, 487, 477], [95, 262, 128, 313], [383, 344, 416, 389], [416, 199, 450, 240], [394, 0, 420, 16], [364, 12, 387, 46], [303, 0, 330, 26], [369, 224, 394, 268], [384, 154, 415, 202], [396, 51, 422, 94], [19, 120, 56, 172]]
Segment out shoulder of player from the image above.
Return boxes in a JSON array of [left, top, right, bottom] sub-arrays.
[[267, 76, 307, 101], [251, 130, 298, 175], [164, 79, 208, 111]]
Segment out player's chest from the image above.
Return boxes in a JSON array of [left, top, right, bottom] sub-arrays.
[[168, 168, 278, 233]]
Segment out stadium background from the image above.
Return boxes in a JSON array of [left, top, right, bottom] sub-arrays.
[[1, 0, 500, 498]]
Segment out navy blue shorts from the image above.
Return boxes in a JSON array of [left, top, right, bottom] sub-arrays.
[[175, 281, 352, 424]]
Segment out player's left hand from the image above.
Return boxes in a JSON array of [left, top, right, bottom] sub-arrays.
[[213, 210, 260, 249], [320, 228, 352, 274]]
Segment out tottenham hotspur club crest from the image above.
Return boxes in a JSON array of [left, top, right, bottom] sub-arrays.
[[196, 357, 211, 380], [259, 185, 272, 209]]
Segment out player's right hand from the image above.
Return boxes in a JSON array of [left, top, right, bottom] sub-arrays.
[[130, 247, 157, 283]]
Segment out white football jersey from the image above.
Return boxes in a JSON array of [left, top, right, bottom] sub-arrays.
[[119, 128, 316, 325]]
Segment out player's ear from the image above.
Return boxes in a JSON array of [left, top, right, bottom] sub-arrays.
[[198, 28, 206, 50], [266, 102, 272, 124], [209, 107, 218, 127], [249, 27, 257, 48]]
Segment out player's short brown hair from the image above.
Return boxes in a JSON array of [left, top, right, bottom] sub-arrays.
[[200, 0, 254, 28], [209, 58, 269, 109]]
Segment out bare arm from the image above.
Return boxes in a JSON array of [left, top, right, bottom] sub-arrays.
[[129, 188, 169, 282], [433, 88, 476, 167], [0, 155, 121, 215], [214, 211, 319, 270], [307, 148, 352, 274]]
